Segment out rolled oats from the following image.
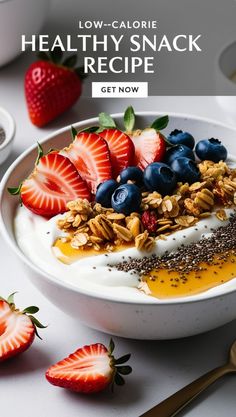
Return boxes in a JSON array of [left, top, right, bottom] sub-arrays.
[[128, 216, 142, 237], [215, 209, 228, 221], [113, 224, 133, 242], [194, 188, 214, 210], [135, 230, 155, 251], [71, 233, 89, 248], [175, 215, 196, 227]]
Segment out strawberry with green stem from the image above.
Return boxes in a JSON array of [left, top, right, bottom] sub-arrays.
[[8, 143, 91, 217], [0, 293, 46, 361], [92, 106, 169, 172], [46, 338, 132, 394]]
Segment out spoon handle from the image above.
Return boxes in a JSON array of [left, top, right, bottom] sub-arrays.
[[140, 365, 231, 417]]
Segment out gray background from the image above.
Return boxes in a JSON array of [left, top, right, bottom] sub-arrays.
[[14, 0, 236, 95]]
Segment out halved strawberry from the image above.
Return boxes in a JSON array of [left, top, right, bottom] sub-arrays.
[[9, 148, 91, 217], [99, 129, 135, 178], [46, 339, 132, 394], [130, 128, 166, 170], [61, 132, 112, 194], [0, 293, 46, 361]]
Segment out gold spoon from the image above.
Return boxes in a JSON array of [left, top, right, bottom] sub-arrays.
[[140, 339, 236, 417]]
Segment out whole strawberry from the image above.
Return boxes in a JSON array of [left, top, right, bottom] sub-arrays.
[[0, 293, 46, 361], [25, 50, 86, 127]]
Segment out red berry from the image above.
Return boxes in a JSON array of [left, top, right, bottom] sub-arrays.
[[130, 128, 166, 170], [141, 210, 158, 233], [25, 59, 83, 127], [46, 339, 132, 394], [62, 132, 112, 194], [99, 129, 135, 178]]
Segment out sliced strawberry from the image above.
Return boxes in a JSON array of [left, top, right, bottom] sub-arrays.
[[20, 152, 91, 217], [130, 128, 166, 170], [99, 129, 135, 178], [0, 293, 45, 361], [61, 132, 112, 194], [46, 339, 132, 394]]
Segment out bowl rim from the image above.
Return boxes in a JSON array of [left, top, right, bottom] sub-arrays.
[[0, 106, 15, 151], [216, 39, 236, 89], [1, 110, 236, 306]]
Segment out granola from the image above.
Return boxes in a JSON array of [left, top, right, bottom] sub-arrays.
[[57, 160, 236, 253]]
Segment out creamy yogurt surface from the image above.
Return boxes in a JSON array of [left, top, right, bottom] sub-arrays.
[[14, 205, 236, 302]]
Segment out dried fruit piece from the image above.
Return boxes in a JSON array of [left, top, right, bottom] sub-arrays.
[[141, 210, 158, 233]]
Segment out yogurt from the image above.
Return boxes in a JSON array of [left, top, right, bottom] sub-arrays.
[[14, 205, 236, 301]]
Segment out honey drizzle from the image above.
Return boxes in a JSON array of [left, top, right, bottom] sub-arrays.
[[143, 251, 236, 298]]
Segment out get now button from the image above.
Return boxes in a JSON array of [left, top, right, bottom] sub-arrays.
[[92, 82, 148, 98]]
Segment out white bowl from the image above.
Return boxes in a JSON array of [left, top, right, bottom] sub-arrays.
[[0, 107, 15, 164], [0, 0, 50, 67], [215, 40, 236, 122], [1, 112, 236, 340]]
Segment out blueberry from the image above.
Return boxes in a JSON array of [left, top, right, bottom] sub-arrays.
[[119, 166, 143, 187], [96, 179, 118, 208], [143, 162, 176, 195], [168, 129, 195, 149], [164, 145, 195, 166], [195, 138, 227, 162], [111, 184, 141, 215], [171, 157, 200, 184]]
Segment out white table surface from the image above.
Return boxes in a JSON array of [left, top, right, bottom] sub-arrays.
[[1, 5, 236, 417]]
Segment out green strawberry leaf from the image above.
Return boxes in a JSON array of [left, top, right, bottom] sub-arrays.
[[63, 54, 77, 68], [22, 306, 39, 314], [29, 315, 47, 340], [79, 126, 100, 133], [35, 142, 44, 165], [115, 353, 131, 365], [75, 66, 88, 80], [116, 365, 132, 375], [114, 373, 125, 386], [28, 315, 47, 329], [71, 126, 77, 141], [109, 338, 115, 354], [151, 115, 169, 131], [50, 47, 63, 64], [37, 51, 50, 61], [8, 183, 22, 195], [99, 112, 116, 129], [7, 292, 18, 305], [124, 106, 135, 132]]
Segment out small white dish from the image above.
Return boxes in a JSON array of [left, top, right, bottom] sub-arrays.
[[0, 107, 15, 165], [215, 40, 236, 122]]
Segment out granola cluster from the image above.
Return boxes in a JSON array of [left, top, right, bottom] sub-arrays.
[[57, 160, 236, 253], [57, 199, 153, 252]]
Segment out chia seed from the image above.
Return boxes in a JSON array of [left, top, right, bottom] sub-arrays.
[[0, 127, 5, 146], [108, 212, 236, 277]]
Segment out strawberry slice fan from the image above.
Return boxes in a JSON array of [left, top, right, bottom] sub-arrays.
[[61, 132, 113, 194], [8, 145, 91, 218], [98, 129, 135, 178]]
